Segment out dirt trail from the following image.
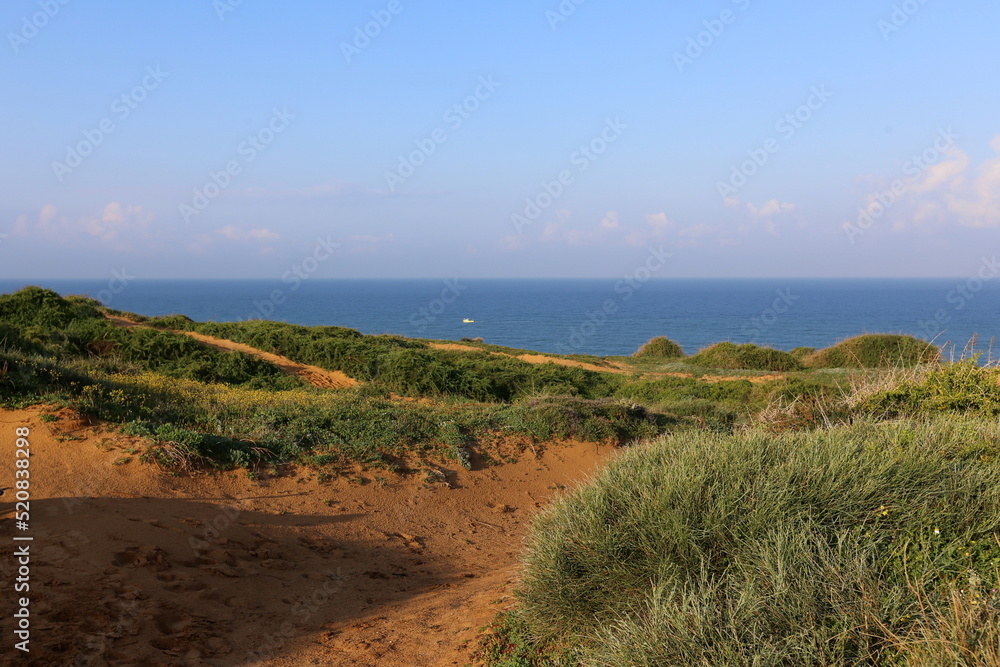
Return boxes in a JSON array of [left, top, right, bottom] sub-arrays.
[[104, 315, 358, 390], [656, 371, 786, 384], [0, 406, 614, 666], [427, 342, 626, 374], [427, 343, 788, 383]]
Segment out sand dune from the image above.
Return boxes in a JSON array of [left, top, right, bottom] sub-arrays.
[[1, 407, 612, 665]]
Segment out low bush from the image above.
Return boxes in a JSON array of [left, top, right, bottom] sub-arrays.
[[790, 346, 816, 360], [631, 336, 684, 359], [804, 334, 940, 369], [689, 342, 801, 372], [857, 360, 1000, 419]]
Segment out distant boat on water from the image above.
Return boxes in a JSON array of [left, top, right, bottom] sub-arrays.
[[463, 318, 475, 323]]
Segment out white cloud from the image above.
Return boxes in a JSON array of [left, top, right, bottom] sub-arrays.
[[216, 225, 281, 242], [726, 197, 798, 236], [39, 204, 59, 232], [917, 136, 1000, 228], [860, 135, 1000, 232], [645, 212, 673, 229], [84, 202, 152, 241], [601, 211, 619, 229], [750, 199, 797, 218]]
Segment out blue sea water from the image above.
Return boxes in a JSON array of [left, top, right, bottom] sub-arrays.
[[3, 279, 1000, 359]]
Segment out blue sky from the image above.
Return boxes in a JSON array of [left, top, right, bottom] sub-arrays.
[[1, 0, 998, 280]]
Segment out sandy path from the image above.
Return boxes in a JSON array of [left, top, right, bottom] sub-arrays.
[[652, 371, 786, 384], [427, 342, 626, 375], [0, 407, 614, 666], [104, 315, 358, 390], [426, 343, 789, 383]]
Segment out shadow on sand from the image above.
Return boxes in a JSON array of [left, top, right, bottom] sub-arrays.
[[2, 495, 452, 666]]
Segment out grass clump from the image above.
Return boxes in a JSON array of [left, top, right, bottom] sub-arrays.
[[689, 341, 801, 372], [504, 419, 1000, 665], [855, 360, 1000, 419], [804, 333, 940, 369], [631, 336, 684, 359]]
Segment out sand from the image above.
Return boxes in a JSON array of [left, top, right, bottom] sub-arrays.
[[0, 406, 614, 665]]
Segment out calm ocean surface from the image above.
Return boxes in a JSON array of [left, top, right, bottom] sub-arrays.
[[4, 279, 1000, 358]]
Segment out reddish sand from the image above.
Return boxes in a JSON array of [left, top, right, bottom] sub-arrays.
[[0, 407, 615, 665]]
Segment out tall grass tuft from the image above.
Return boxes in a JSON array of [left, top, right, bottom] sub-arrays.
[[510, 419, 1000, 665]]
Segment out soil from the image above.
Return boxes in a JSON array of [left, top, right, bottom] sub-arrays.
[[0, 406, 616, 666]]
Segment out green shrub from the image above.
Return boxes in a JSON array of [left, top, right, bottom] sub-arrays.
[[0, 289, 299, 390], [195, 320, 620, 402], [0, 286, 102, 328], [615, 375, 753, 404], [632, 336, 684, 359], [790, 346, 816, 360], [146, 314, 196, 330], [689, 342, 801, 371], [804, 334, 940, 369], [858, 361, 1000, 418], [509, 419, 1000, 665]]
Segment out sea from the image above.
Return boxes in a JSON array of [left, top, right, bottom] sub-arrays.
[[3, 279, 1000, 359]]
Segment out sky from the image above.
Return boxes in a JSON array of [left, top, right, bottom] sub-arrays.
[[1, 0, 999, 280]]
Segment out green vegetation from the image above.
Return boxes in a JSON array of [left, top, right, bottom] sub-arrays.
[[497, 418, 1000, 665], [5, 286, 1000, 663], [856, 359, 1000, 419], [804, 333, 940, 369], [0, 287, 299, 389], [631, 336, 684, 359], [194, 320, 620, 402], [790, 345, 816, 361], [688, 341, 802, 372], [0, 288, 665, 471]]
